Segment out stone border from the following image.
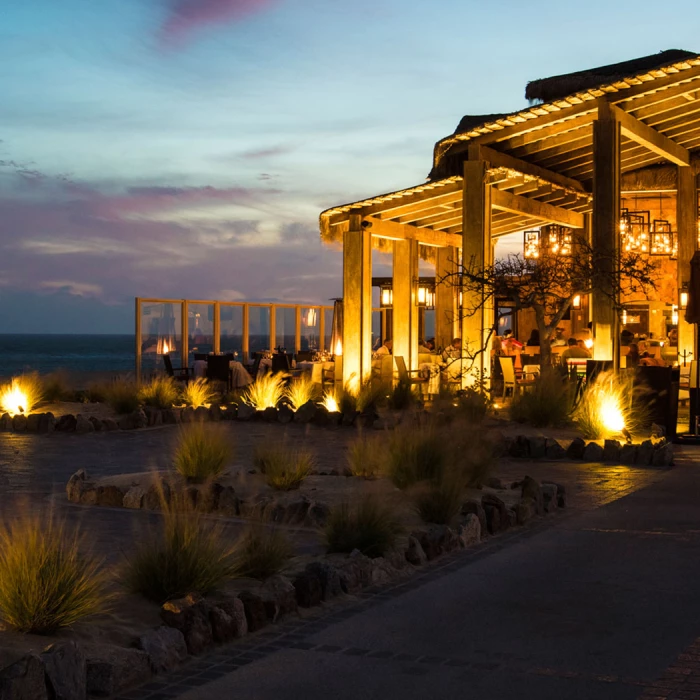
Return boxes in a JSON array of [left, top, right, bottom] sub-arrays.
[[503, 434, 674, 466]]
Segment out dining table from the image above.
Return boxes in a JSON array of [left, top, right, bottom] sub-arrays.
[[297, 360, 335, 385]]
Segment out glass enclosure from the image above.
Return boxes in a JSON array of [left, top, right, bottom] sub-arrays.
[[139, 301, 182, 377], [275, 307, 296, 352], [219, 304, 244, 359]]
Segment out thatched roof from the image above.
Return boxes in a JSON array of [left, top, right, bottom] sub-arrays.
[[525, 50, 697, 104], [453, 113, 511, 136]]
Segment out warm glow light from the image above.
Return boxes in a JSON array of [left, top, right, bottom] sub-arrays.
[[599, 393, 625, 433], [157, 337, 173, 354], [584, 339, 594, 350], [417, 286, 426, 305], [572, 294, 581, 310], [334, 339, 343, 356], [621, 309, 628, 326], [322, 392, 339, 413], [306, 308, 317, 326], [380, 288, 393, 307], [0, 383, 28, 416], [681, 291, 689, 309]]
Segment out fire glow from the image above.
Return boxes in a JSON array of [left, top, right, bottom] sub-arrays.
[[0, 375, 43, 417]]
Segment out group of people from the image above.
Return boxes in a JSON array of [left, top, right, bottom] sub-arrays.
[[372, 336, 462, 364]]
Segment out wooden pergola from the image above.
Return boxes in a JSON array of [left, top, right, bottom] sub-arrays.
[[320, 50, 700, 387]]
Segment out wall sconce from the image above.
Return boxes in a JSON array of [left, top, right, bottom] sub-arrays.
[[672, 304, 679, 326], [680, 287, 689, 310], [621, 309, 628, 326], [416, 282, 435, 309], [572, 294, 582, 310], [380, 287, 393, 308]]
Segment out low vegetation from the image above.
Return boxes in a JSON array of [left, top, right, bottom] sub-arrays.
[[102, 378, 140, 414], [181, 378, 216, 410], [139, 376, 179, 409], [0, 515, 108, 634], [413, 478, 463, 525], [384, 424, 446, 489], [174, 423, 232, 483], [254, 443, 314, 490], [355, 380, 386, 414], [346, 432, 383, 479], [0, 372, 44, 415], [123, 503, 236, 603], [232, 524, 293, 580], [285, 375, 318, 411], [325, 498, 402, 558], [509, 370, 572, 428], [243, 373, 286, 410], [41, 371, 73, 403], [388, 379, 417, 410]]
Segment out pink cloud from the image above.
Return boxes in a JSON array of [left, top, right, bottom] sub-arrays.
[[159, 0, 280, 45]]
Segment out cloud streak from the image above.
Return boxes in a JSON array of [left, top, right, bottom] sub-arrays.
[[159, 0, 280, 46]]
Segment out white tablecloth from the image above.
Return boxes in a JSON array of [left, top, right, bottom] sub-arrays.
[[297, 361, 334, 384], [418, 363, 441, 394], [193, 360, 207, 378], [229, 361, 253, 388]]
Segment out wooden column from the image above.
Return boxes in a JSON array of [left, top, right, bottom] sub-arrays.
[[435, 246, 458, 351], [677, 166, 697, 363], [342, 214, 372, 388], [135, 297, 142, 382], [462, 158, 493, 386], [392, 239, 419, 372], [592, 105, 621, 364]]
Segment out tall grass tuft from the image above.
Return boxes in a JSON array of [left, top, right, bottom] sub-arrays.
[[122, 504, 236, 603], [181, 378, 216, 409], [174, 423, 232, 483], [413, 478, 463, 525], [384, 424, 446, 489], [0, 515, 109, 634], [346, 432, 383, 479], [355, 380, 386, 414], [254, 443, 314, 490], [139, 376, 179, 409], [42, 371, 73, 402], [242, 373, 285, 410], [232, 524, 293, 580], [389, 379, 417, 410], [574, 370, 648, 439], [103, 378, 140, 414], [0, 373, 44, 415], [285, 375, 318, 411], [325, 498, 402, 558], [449, 426, 494, 487], [509, 370, 572, 428]]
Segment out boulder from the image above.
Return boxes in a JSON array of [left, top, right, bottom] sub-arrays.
[[236, 403, 256, 422], [101, 418, 119, 431], [180, 406, 196, 424], [602, 439, 621, 463], [582, 441, 604, 462], [293, 570, 323, 608], [118, 409, 147, 431], [619, 443, 637, 464], [85, 644, 150, 698], [210, 597, 247, 641], [637, 439, 654, 466], [653, 442, 674, 467], [208, 404, 222, 422], [123, 486, 146, 509], [333, 549, 374, 593], [370, 557, 399, 585], [484, 476, 506, 490], [144, 406, 163, 427], [0, 654, 48, 700], [259, 575, 297, 621], [529, 436, 547, 459], [0, 414, 12, 432], [238, 591, 268, 632], [294, 400, 317, 424], [461, 500, 487, 535], [304, 561, 343, 600], [277, 405, 294, 424], [12, 415, 28, 433], [457, 513, 481, 547], [516, 497, 537, 524], [305, 501, 330, 527], [651, 422, 666, 438], [56, 414, 77, 432], [194, 407, 209, 423], [161, 594, 213, 655], [65, 470, 96, 505], [217, 486, 240, 516], [137, 627, 188, 673], [412, 525, 459, 560], [25, 414, 41, 433], [75, 415, 94, 434], [88, 417, 103, 432], [39, 412, 56, 433], [508, 435, 530, 458], [95, 484, 124, 508], [520, 476, 543, 516], [341, 409, 358, 427], [143, 479, 171, 510], [41, 642, 86, 700], [482, 493, 509, 533], [197, 482, 223, 513], [161, 409, 180, 425], [543, 481, 567, 508], [405, 535, 427, 566], [545, 440, 567, 460], [541, 483, 558, 513], [566, 436, 586, 460], [262, 407, 278, 423]]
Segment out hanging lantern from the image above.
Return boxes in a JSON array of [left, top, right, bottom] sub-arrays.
[[545, 225, 572, 256], [650, 219, 676, 257], [380, 286, 393, 308], [523, 230, 540, 259], [620, 208, 650, 253], [416, 282, 435, 309]]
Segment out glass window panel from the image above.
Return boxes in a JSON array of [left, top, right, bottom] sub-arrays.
[[248, 306, 271, 354], [300, 307, 320, 351], [372, 310, 381, 352], [275, 307, 296, 352], [423, 309, 435, 343], [139, 301, 182, 377], [220, 304, 243, 360], [323, 308, 334, 351], [187, 303, 214, 362]]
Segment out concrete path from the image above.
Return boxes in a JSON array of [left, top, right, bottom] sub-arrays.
[[136, 450, 700, 700]]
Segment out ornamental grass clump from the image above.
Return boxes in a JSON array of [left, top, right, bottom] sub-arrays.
[[122, 503, 237, 603], [174, 422, 232, 483], [254, 443, 314, 491], [232, 524, 293, 580], [103, 378, 140, 414], [509, 369, 573, 428], [389, 378, 417, 410], [242, 373, 285, 411], [413, 477, 463, 525], [0, 515, 109, 634], [138, 376, 179, 409], [346, 432, 383, 479], [181, 378, 216, 409], [384, 424, 446, 489], [285, 375, 318, 411], [325, 498, 402, 558], [0, 372, 44, 416], [355, 380, 387, 414], [41, 371, 72, 402], [448, 424, 495, 487]]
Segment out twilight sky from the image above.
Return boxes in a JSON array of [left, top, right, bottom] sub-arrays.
[[2, 0, 699, 333]]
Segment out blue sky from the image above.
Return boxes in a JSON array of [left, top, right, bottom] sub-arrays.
[[1, 0, 699, 332]]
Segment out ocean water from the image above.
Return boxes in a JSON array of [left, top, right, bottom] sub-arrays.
[[0, 334, 135, 377]]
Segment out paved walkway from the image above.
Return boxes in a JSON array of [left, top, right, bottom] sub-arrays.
[[110, 448, 700, 700]]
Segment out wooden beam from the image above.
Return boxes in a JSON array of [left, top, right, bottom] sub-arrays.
[[602, 102, 690, 166], [491, 188, 584, 228], [470, 144, 587, 193], [363, 216, 461, 248], [499, 113, 595, 153]]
